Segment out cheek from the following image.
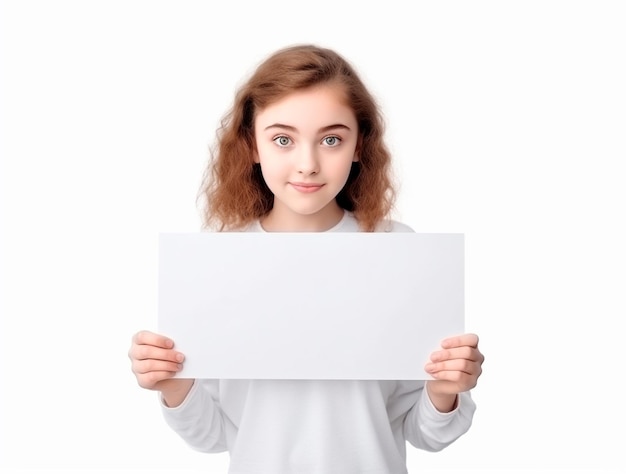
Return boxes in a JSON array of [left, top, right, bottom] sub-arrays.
[[255, 142, 277, 168], [326, 154, 355, 178], [256, 154, 284, 186]]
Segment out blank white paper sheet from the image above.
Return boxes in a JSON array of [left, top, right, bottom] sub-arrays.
[[158, 232, 464, 380]]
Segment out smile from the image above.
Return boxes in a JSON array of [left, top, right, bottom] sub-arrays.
[[290, 182, 324, 193]]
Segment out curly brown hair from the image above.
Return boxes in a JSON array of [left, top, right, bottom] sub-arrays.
[[198, 44, 396, 232]]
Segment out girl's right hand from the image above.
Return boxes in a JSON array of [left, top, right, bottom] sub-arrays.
[[128, 330, 194, 406]]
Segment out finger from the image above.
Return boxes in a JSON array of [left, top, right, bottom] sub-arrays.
[[137, 370, 178, 389], [430, 346, 482, 363], [132, 330, 174, 349], [441, 333, 479, 349], [427, 370, 479, 389], [130, 344, 185, 364], [425, 358, 481, 377], [132, 358, 183, 376]]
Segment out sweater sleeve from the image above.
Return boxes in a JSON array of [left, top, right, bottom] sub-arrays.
[[402, 386, 476, 452], [160, 379, 228, 453]]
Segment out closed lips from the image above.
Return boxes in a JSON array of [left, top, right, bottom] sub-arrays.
[[290, 182, 324, 192]]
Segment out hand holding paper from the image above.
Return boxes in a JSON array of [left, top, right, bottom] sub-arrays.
[[128, 330, 193, 407], [425, 333, 485, 411]]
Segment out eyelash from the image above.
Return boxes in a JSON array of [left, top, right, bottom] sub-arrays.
[[273, 135, 292, 147], [322, 136, 342, 147], [272, 135, 343, 148]]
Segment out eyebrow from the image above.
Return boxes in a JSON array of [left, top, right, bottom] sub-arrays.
[[263, 123, 352, 133]]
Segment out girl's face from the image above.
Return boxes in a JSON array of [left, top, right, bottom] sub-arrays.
[[254, 84, 359, 231]]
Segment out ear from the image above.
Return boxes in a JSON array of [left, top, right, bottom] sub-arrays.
[[353, 146, 360, 162], [353, 137, 362, 162], [253, 149, 260, 164]]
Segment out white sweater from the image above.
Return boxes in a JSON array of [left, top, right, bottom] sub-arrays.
[[161, 212, 476, 474]]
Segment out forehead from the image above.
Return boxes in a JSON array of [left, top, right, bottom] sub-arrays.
[[255, 85, 356, 128]]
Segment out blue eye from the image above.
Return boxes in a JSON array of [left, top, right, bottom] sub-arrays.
[[273, 136, 292, 147], [323, 136, 341, 147]]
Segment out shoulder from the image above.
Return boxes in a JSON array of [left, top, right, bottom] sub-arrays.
[[212, 220, 263, 233], [338, 213, 415, 233], [375, 219, 415, 233], [240, 220, 264, 233]]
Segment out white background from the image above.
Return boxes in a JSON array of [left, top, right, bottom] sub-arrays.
[[0, 1, 624, 473]]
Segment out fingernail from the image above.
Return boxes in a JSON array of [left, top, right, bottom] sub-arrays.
[[176, 353, 184, 362], [425, 363, 435, 372]]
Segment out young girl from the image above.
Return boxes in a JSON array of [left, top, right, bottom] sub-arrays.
[[129, 44, 484, 473]]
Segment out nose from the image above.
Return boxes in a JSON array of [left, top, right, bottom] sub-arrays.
[[296, 145, 319, 175]]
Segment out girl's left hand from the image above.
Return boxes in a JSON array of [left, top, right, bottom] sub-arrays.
[[424, 333, 484, 396]]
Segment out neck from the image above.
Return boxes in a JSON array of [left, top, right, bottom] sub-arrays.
[[260, 204, 345, 232]]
